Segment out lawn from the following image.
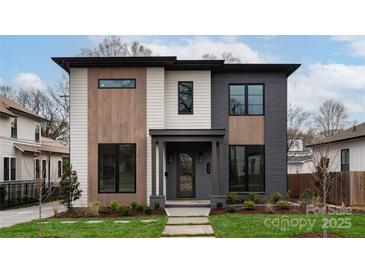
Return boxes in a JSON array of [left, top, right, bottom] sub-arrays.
[[209, 214, 365, 238], [0, 216, 167, 238]]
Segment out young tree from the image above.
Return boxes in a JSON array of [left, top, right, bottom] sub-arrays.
[[287, 104, 311, 153], [202, 52, 241, 63], [59, 166, 82, 211]]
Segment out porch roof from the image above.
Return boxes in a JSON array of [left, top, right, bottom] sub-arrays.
[[149, 129, 226, 137]]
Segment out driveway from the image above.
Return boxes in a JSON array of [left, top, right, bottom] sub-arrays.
[[0, 202, 66, 228]]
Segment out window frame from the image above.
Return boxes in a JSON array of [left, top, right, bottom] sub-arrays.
[[228, 83, 265, 116], [228, 145, 265, 193], [178, 81, 194, 115], [3, 156, 16, 181], [58, 160, 62, 178], [98, 79, 136, 89], [11, 118, 17, 139], [35, 124, 40, 143], [341, 149, 350, 171], [98, 143, 137, 194], [42, 159, 47, 180], [34, 158, 41, 180]]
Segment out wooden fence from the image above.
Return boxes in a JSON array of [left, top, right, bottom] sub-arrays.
[[288, 171, 365, 206]]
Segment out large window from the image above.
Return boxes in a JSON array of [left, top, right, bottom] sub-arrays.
[[229, 84, 264, 115], [98, 144, 136, 193], [229, 145, 265, 192], [341, 149, 350, 171], [98, 79, 136, 89], [178, 81, 193, 114], [3, 157, 16, 181], [11, 118, 17, 138], [35, 124, 40, 142]]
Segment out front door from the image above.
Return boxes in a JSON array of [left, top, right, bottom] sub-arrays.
[[177, 151, 195, 198]]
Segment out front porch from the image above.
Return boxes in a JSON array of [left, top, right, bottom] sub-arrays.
[[149, 129, 227, 208]]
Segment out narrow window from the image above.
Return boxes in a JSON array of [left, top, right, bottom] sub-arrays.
[[98, 144, 136, 193], [178, 81, 193, 114], [42, 160, 47, 179], [35, 159, 40, 179], [247, 84, 264, 115], [229, 146, 246, 192], [11, 118, 17, 138], [98, 79, 136, 89], [58, 160, 62, 178], [35, 125, 40, 142], [10, 158, 16, 181], [229, 85, 245, 115], [3, 157, 9, 181], [341, 149, 350, 171]]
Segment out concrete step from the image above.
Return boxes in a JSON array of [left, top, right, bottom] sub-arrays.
[[165, 200, 210, 208], [165, 207, 210, 217], [167, 217, 209, 225], [162, 224, 214, 237]]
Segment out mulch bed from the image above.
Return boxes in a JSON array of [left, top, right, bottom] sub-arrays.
[[293, 233, 341, 238], [55, 208, 166, 218], [210, 206, 306, 215]]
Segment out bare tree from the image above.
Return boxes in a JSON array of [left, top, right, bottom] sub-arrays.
[[287, 104, 311, 152], [313, 99, 349, 138], [0, 85, 15, 99], [202, 52, 241, 63], [79, 36, 154, 57]]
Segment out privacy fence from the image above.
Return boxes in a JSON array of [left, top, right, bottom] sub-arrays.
[[288, 171, 365, 206]]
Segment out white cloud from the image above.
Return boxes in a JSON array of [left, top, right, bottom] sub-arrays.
[[289, 63, 365, 114], [332, 36, 365, 57], [13, 73, 46, 90]]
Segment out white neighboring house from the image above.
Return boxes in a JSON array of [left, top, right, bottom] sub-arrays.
[[308, 122, 365, 172], [0, 96, 69, 183], [288, 138, 314, 174]]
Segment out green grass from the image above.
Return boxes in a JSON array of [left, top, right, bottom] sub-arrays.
[[209, 214, 365, 238], [0, 216, 167, 238]]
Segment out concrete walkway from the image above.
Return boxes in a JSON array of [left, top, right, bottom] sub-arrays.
[[0, 202, 66, 228], [163, 207, 214, 237]]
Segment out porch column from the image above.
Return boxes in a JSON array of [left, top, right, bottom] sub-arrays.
[[151, 139, 156, 196], [158, 141, 164, 196], [211, 140, 218, 195], [149, 139, 166, 208], [210, 138, 227, 208]]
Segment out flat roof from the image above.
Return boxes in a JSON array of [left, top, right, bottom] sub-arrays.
[[52, 56, 300, 77]]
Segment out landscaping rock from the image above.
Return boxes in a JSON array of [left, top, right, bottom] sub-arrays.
[[114, 220, 130, 224], [141, 219, 156, 223], [60, 220, 77, 224]]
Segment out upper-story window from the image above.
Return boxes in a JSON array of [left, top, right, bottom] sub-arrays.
[[229, 84, 264, 115], [35, 124, 40, 142], [341, 149, 350, 171], [98, 79, 136, 89], [11, 118, 17, 139], [178, 81, 193, 114]]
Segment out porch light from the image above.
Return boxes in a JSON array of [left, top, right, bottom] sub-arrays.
[[198, 152, 203, 163]]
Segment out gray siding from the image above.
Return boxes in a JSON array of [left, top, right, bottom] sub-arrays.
[[211, 72, 288, 197]]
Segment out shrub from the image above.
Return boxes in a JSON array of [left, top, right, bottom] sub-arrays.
[[299, 189, 313, 204], [227, 193, 239, 203], [243, 200, 256, 210], [131, 201, 138, 210], [143, 206, 152, 214], [153, 202, 160, 210], [271, 192, 282, 203], [137, 205, 144, 212], [216, 202, 223, 209], [283, 193, 289, 201], [226, 206, 237, 213], [110, 199, 119, 211], [277, 200, 290, 209], [118, 205, 130, 216], [89, 201, 101, 216], [247, 193, 262, 203], [59, 167, 82, 211], [265, 202, 275, 214]]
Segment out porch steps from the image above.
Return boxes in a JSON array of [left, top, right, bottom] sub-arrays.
[[165, 200, 210, 208]]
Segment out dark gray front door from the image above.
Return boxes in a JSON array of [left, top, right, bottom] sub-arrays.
[[177, 151, 195, 198]]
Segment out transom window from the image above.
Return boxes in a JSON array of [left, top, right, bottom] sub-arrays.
[[229, 145, 265, 192], [178, 81, 193, 114], [3, 157, 16, 181], [229, 84, 264, 115], [98, 144, 136, 193], [98, 79, 136, 89], [341, 149, 350, 171]]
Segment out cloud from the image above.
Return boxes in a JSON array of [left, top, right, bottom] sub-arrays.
[[332, 36, 365, 57], [289, 63, 365, 114], [13, 73, 46, 90]]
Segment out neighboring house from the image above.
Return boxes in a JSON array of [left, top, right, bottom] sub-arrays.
[[52, 56, 300, 207], [0, 96, 69, 183], [308, 122, 365, 172], [287, 138, 313, 174]]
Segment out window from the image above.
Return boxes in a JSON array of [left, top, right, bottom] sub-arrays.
[[42, 160, 47, 179], [11, 118, 17, 138], [341, 149, 350, 171], [3, 157, 16, 181], [58, 160, 62, 178], [98, 144, 136, 193], [98, 79, 136, 89], [229, 84, 264, 115], [35, 125, 40, 142], [35, 159, 40, 179], [178, 81, 193, 114], [229, 145, 265, 192]]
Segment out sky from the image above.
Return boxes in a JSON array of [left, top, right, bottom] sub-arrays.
[[0, 35, 364, 122]]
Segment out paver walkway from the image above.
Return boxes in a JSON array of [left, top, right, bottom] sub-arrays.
[[163, 207, 214, 237]]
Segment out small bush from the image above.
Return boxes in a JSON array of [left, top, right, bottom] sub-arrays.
[[110, 199, 119, 211], [283, 193, 289, 201], [118, 205, 130, 216], [143, 206, 152, 214], [226, 206, 237, 213], [153, 202, 160, 210], [277, 200, 289, 209], [89, 201, 101, 216], [271, 192, 282, 203], [243, 200, 256, 210], [299, 189, 313, 204], [131, 201, 138, 209], [227, 193, 239, 203], [247, 193, 262, 203], [265, 202, 275, 214], [216, 202, 223, 209], [137, 205, 144, 212]]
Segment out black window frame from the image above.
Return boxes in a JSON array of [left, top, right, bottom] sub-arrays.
[[98, 143, 137, 194], [3, 157, 10, 181], [178, 81, 194, 115], [229, 83, 265, 116], [42, 159, 47, 179], [98, 79, 136, 89], [229, 145, 265, 193], [35, 124, 40, 143], [35, 159, 41, 179], [11, 118, 17, 139], [341, 149, 350, 171], [3, 157, 16, 181], [58, 160, 62, 178]]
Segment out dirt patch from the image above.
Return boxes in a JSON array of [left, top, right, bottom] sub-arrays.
[[210, 206, 306, 215], [293, 233, 341, 238], [55, 208, 166, 218]]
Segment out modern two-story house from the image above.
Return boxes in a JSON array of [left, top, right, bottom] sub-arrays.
[[0, 96, 69, 183], [52, 56, 300, 208]]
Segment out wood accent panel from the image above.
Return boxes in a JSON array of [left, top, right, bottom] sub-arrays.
[[88, 67, 147, 206], [228, 116, 264, 144]]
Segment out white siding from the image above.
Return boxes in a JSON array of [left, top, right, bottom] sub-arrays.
[[69, 68, 88, 207], [146, 67, 165, 204], [164, 70, 211, 129]]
